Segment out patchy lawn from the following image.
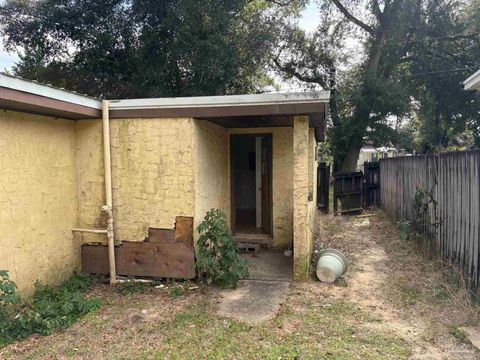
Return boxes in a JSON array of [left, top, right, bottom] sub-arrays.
[[2, 210, 480, 359]]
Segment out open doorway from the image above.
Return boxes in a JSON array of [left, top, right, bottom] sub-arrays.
[[230, 134, 272, 235]]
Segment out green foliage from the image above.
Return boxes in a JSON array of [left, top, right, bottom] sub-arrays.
[[0, 270, 20, 308], [196, 209, 248, 288], [450, 326, 471, 344], [116, 279, 146, 295], [414, 187, 436, 221], [409, 0, 480, 151], [0, 272, 100, 348], [317, 141, 333, 164], [274, 0, 480, 169], [397, 220, 412, 241], [167, 286, 184, 298], [0, 0, 279, 98]]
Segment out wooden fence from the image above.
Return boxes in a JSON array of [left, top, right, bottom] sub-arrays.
[[380, 150, 480, 291]]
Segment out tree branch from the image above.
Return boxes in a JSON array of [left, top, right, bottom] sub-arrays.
[[330, 0, 375, 35], [273, 57, 328, 88], [264, 0, 296, 5]]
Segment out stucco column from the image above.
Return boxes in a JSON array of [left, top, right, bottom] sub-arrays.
[[293, 115, 310, 281]]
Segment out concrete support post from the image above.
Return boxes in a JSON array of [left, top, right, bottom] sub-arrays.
[[293, 115, 311, 281]]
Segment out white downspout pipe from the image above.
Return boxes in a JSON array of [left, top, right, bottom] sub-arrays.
[[102, 100, 117, 284], [72, 100, 117, 284]]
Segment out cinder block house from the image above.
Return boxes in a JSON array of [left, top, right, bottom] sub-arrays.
[[0, 73, 329, 294]]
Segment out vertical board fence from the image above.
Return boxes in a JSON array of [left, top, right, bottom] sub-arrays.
[[317, 162, 330, 213], [380, 150, 480, 293], [363, 161, 380, 207]]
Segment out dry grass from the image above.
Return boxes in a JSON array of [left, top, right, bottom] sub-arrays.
[[316, 209, 480, 359]]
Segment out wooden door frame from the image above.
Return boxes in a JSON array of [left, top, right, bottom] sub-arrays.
[[230, 133, 273, 235]]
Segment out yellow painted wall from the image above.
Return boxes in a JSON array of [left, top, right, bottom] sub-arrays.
[[76, 118, 196, 243], [1, 110, 318, 293], [0, 110, 79, 294], [75, 120, 106, 244], [229, 127, 294, 248], [193, 120, 230, 238], [293, 116, 311, 280], [307, 127, 318, 268]]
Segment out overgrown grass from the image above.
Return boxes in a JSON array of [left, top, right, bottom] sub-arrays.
[[149, 295, 410, 360], [0, 273, 100, 348]]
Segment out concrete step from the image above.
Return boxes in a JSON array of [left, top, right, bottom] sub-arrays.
[[233, 233, 273, 249], [237, 242, 260, 253]]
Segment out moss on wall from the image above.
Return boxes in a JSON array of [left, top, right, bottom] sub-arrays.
[[0, 110, 79, 294]]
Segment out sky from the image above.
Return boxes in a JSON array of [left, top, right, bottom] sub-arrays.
[[0, 1, 320, 73], [0, 44, 17, 72]]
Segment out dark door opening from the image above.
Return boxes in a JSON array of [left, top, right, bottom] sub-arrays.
[[230, 134, 272, 235]]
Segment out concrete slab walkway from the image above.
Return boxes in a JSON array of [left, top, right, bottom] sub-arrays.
[[215, 280, 291, 323]]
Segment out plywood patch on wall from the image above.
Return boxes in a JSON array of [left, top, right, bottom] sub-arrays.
[[82, 216, 195, 279]]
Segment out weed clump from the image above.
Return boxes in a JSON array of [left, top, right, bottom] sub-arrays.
[[0, 271, 100, 348]]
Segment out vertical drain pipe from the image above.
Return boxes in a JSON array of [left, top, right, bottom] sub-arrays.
[[102, 100, 117, 284]]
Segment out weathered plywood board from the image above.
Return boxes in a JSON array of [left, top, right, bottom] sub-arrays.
[[81, 242, 195, 279], [117, 242, 195, 278], [81, 245, 110, 275], [175, 216, 194, 244]]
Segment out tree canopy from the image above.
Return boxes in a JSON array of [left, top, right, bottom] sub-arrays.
[[273, 0, 480, 169], [0, 0, 281, 98]]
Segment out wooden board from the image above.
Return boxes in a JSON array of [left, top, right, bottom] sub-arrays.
[[148, 228, 175, 243], [175, 216, 194, 244], [81, 242, 196, 279], [81, 245, 110, 275]]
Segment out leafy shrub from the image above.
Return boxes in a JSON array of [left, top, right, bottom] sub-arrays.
[[0, 270, 20, 324], [0, 272, 100, 348], [397, 220, 412, 241], [0, 270, 20, 307], [196, 209, 248, 288], [117, 279, 146, 295]]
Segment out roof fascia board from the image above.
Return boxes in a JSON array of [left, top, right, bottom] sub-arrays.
[[108, 91, 330, 110], [110, 102, 325, 119], [464, 69, 480, 90], [0, 73, 102, 109], [0, 86, 102, 119]]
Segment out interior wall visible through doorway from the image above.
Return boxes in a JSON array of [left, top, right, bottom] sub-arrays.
[[230, 134, 272, 235]]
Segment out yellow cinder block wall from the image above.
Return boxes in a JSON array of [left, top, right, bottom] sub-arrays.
[[76, 118, 196, 243], [2, 112, 317, 293], [76, 120, 297, 249], [293, 116, 313, 281], [193, 120, 230, 238], [0, 110, 80, 295]]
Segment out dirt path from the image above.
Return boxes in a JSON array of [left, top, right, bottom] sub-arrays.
[[316, 211, 480, 359]]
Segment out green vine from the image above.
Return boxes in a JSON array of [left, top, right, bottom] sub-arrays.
[[414, 187, 436, 222]]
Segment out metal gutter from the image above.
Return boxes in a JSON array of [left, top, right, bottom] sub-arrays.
[[108, 91, 330, 110], [464, 69, 480, 90]]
